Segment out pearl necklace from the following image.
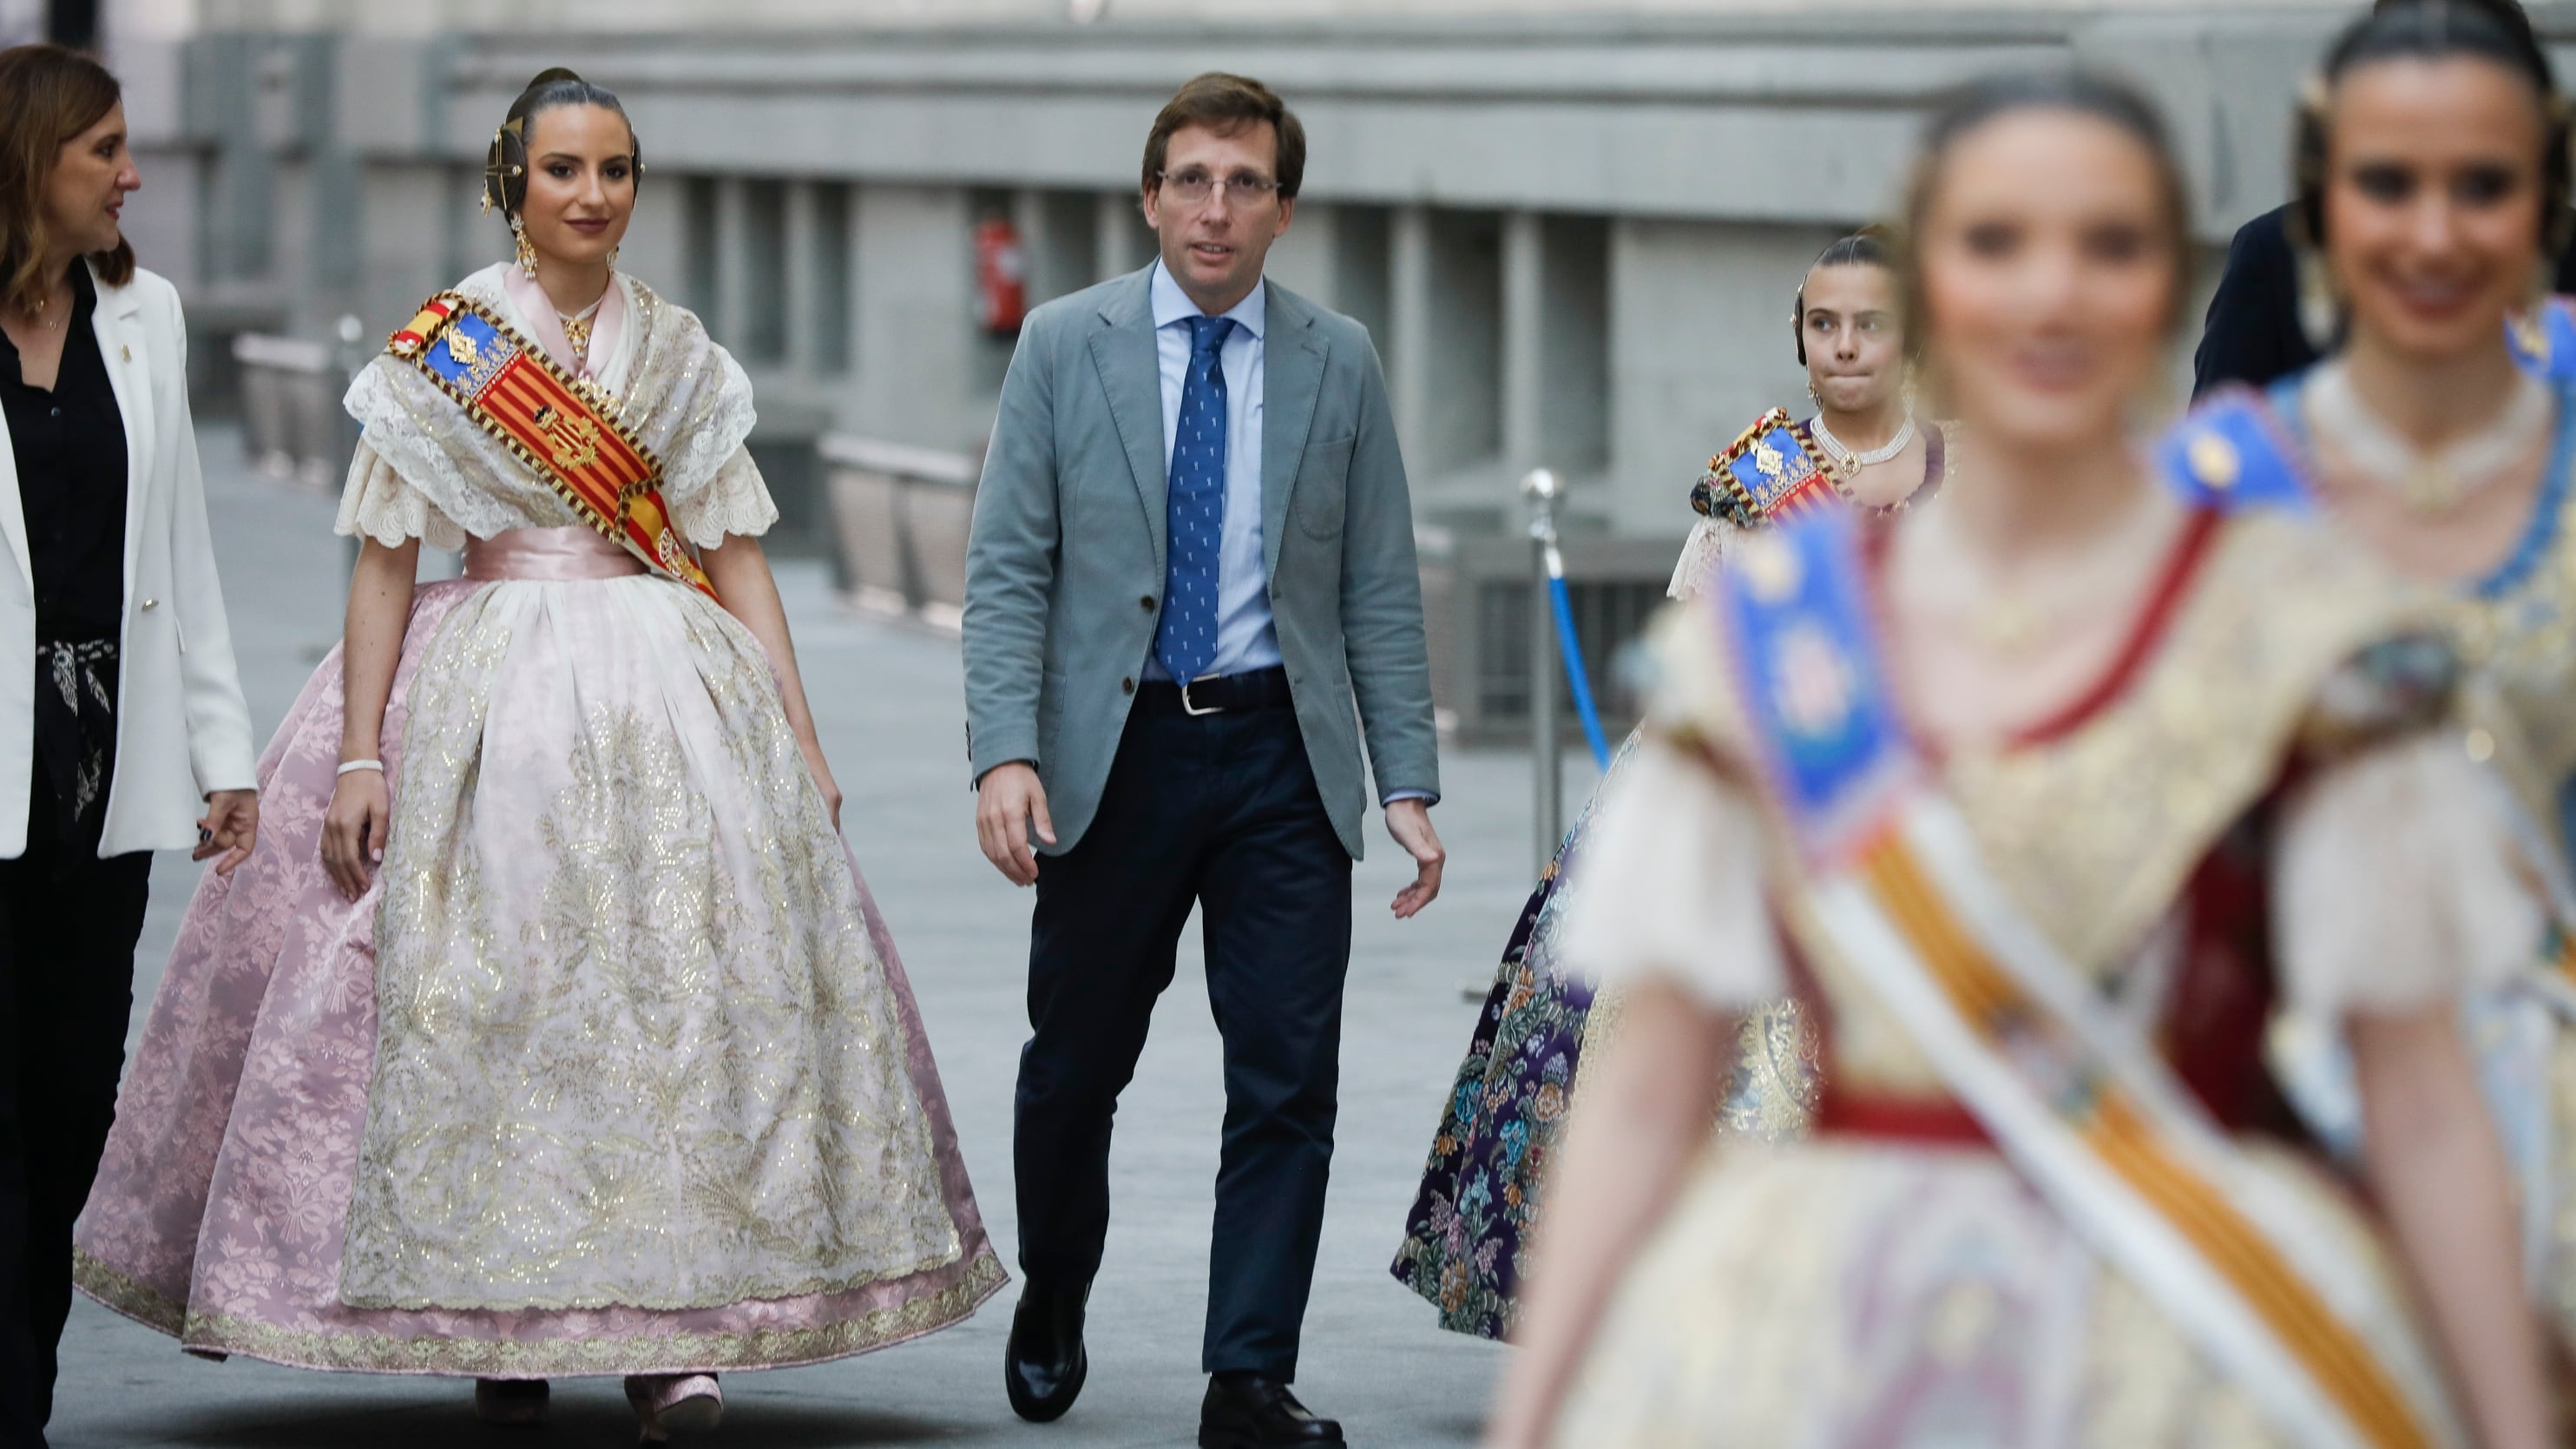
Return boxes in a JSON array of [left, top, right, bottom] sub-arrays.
[[2304, 360, 2551, 515], [1810, 412, 1917, 471]]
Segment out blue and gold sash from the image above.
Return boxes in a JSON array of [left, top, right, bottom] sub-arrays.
[[2159, 385, 2314, 516], [2510, 298, 2576, 385], [386, 293, 718, 599], [1709, 511, 2461, 1449], [1692, 408, 1840, 527]]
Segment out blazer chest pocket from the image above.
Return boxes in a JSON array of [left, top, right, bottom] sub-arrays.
[[1295, 433, 1357, 540]]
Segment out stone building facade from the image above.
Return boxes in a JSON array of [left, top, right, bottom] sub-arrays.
[[86, 0, 2500, 724]]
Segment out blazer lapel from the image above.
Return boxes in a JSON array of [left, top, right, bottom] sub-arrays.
[[0, 391, 23, 597], [91, 267, 152, 605], [1087, 268, 1170, 575], [1259, 287, 1328, 582]]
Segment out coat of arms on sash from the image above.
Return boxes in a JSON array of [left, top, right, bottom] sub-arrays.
[[1693, 408, 1840, 528]]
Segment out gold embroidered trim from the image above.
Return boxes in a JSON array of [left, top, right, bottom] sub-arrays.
[[2450, 477, 2576, 840], [80, 1248, 1006, 1375], [72, 1248, 185, 1337], [1654, 510, 2447, 976], [1942, 511, 2448, 972]]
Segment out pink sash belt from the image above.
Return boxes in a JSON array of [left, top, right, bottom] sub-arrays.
[[463, 526, 647, 583]]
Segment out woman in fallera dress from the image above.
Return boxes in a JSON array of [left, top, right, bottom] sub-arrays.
[[2163, 0, 2576, 1357], [1391, 227, 1949, 1341], [69, 69, 1005, 1442], [1490, 70, 2553, 1449]]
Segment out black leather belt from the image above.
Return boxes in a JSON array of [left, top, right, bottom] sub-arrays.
[[1135, 666, 1293, 717]]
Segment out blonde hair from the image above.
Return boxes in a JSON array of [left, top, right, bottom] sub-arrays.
[[0, 44, 132, 315]]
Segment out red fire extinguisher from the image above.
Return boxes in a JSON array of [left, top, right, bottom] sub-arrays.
[[976, 218, 1027, 337]]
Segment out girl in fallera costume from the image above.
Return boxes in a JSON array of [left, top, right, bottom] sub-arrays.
[[1391, 228, 1947, 1341], [69, 70, 1004, 1443], [2165, 0, 2576, 1359], [1490, 69, 2553, 1449]]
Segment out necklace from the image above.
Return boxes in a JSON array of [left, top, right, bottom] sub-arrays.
[[1909, 470, 2168, 657], [1810, 411, 1916, 471], [14, 288, 65, 333], [2305, 360, 2551, 514], [555, 294, 604, 360]]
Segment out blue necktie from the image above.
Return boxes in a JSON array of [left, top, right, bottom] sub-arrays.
[[1156, 314, 1235, 683]]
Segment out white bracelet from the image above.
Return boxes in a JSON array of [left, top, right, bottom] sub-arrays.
[[337, 759, 385, 777]]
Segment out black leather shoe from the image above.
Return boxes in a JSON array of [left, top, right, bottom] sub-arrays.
[[1003, 1275, 1090, 1423], [1199, 1373, 1346, 1448]]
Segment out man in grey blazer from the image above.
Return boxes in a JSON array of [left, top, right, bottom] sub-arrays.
[[963, 72, 1442, 1449]]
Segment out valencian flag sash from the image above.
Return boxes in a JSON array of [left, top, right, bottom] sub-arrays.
[[386, 293, 719, 600], [1693, 407, 1839, 526], [1706, 510, 2464, 1449]]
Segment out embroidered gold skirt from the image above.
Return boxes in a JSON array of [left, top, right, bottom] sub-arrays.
[[75, 557, 1005, 1375], [1549, 1140, 2430, 1449]]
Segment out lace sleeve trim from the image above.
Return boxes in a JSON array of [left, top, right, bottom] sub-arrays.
[[2273, 733, 2539, 1014], [1667, 518, 1736, 601], [334, 441, 467, 552], [667, 447, 781, 549]]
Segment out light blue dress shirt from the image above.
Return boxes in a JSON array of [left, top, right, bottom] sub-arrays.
[[1140, 263, 1433, 808], [1143, 260, 1283, 682]]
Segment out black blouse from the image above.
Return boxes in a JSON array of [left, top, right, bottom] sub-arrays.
[[0, 266, 128, 643]]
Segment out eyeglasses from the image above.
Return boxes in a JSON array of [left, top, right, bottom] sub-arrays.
[[1157, 168, 1280, 207]]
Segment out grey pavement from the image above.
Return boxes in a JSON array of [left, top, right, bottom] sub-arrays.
[[49, 427, 1610, 1449]]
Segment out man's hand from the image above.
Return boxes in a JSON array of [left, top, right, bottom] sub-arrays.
[[1385, 798, 1444, 919], [976, 761, 1056, 886]]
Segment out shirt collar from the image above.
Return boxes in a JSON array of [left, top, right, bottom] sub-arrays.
[[1149, 257, 1265, 341]]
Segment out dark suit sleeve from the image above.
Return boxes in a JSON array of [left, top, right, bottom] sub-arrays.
[[2192, 207, 2316, 398], [962, 314, 1062, 787], [1338, 335, 1441, 803]]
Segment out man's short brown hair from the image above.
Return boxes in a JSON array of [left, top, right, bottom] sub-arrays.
[[1142, 72, 1304, 201]]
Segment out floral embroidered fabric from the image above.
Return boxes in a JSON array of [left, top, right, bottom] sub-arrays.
[[73, 271, 1004, 1376]]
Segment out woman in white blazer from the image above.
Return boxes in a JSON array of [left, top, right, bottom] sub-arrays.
[[0, 44, 255, 1445]]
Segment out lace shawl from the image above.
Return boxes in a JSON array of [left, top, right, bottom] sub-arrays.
[[337, 265, 776, 552]]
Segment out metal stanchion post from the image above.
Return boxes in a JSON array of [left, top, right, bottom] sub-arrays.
[[1522, 468, 1562, 879]]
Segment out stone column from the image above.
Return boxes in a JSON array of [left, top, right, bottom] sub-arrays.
[[1096, 189, 1154, 280], [714, 175, 755, 357], [1390, 203, 1435, 472], [785, 181, 828, 374], [1502, 210, 1546, 474]]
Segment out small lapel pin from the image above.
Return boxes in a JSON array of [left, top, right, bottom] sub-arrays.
[[119, 346, 130, 363]]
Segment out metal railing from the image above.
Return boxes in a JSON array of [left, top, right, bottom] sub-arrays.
[[818, 433, 982, 631], [231, 319, 366, 494]]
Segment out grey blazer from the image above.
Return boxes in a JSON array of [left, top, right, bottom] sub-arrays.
[[963, 266, 1439, 860]]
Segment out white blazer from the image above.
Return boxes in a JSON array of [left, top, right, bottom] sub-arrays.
[[0, 263, 256, 859]]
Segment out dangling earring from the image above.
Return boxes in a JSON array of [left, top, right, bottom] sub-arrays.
[[2294, 240, 2340, 352], [1805, 378, 1819, 401], [511, 216, 539, 280], [608, 242, 621, 270]]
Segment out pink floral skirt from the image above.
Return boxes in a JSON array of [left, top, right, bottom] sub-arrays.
[[73, 573, 1005, 1376]]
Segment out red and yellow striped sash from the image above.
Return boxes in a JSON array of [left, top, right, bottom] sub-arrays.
[[387, 293, 718, 600]]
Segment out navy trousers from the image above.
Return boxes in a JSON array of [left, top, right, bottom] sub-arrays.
[[1015, 700, 1352, 1379]]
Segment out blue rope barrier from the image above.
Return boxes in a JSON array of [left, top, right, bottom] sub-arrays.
[[1546, 573, 1613, 771]]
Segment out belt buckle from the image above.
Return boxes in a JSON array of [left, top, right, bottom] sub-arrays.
[[1180, 676, 1226, 717]]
